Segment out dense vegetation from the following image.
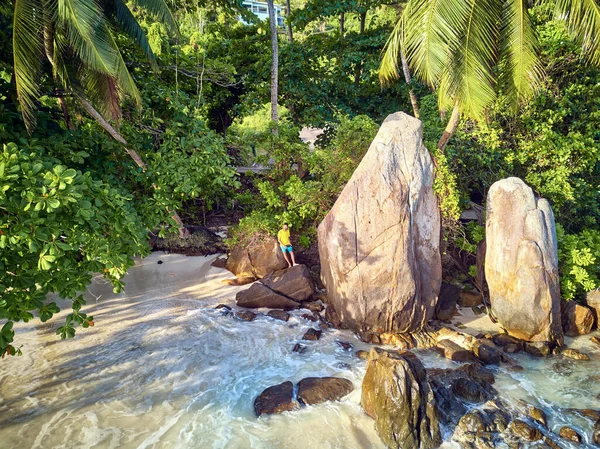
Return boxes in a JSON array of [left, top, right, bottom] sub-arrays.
[[1, 0, 599, 356]]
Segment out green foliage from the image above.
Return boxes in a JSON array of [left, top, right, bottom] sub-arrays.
[[557, 225, 600, 301], [0, 142, 149, 355]]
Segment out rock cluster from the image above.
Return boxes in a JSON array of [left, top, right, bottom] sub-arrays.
[[318, 112, 441, 335], [485, 177, 563, 345], [226, 237, 288, 280]]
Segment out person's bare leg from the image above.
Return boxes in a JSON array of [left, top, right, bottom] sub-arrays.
[[282, 251, 292, 267], [290, 251, 297, 266]]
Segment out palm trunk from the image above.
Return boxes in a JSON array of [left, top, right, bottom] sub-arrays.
[[286, 0, 293, 43], [267, 0, 279, 136], [400, 49, 419, 119], [79, 98, 187, 237], [437, 103, 460, 153], [340, 12, 345, 35], [353, 11, 367, 87], [44, 24, 74, 131], [359, 11, 366, 33]]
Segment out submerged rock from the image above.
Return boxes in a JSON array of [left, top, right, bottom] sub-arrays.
[[559, 426, 582, 444], [297, 377, 353, 405], [562, 301, 594, 337], [260, 264, 315, 302], [361, 349, 441, 449], [254, 381, 297, 416], [292, 343, 307, 354], [267, 310, 290, 322], [301, 313, 318, 322], [235, 310, 257, 321], [318, 112, 441, 335], [236, 283, 300, 310], [485, 177, 563, 345], [302, 328, 322, 341], [562, 348, 590, 361], [226, 237, 288, 279], [336, 340, 353, 351], [509, 419, 543, 442]]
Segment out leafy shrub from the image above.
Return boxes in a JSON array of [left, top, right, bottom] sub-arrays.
[[556, 225, 600, 300]]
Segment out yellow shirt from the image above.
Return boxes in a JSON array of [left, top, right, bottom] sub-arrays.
[[277, 229, 291, 246]]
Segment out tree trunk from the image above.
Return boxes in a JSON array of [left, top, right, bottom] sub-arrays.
[[267, 0, 279, 136], [400, 49, 419, 119], [286, 0, 293, 43], [359, 11, 366, 33], [340, 12, 345, 35], [79, 98, 188, 237], [353, 11, 367, 87], [437, 103, 460, 153]]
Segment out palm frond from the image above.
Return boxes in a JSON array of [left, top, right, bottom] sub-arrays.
[[131, 0, 178, 35], [555, 0, 600, 65], [106, 28, 142, 107], [379, 16, 403, 84], [80, 70, 120, 121], [13, 0, 45, 131], [113, 0, 158, 70], [499, 0, 543, 105], [57, 0, 119, 75], [402, 0, 459, 87], [442, 0, 502, 118]]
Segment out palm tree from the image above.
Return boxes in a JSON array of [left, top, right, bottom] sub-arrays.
[[267, 0, 279, 136], [380, 0, 600, 152], [13, 0, 177, 131]]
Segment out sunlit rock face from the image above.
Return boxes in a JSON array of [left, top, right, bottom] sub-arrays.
[[318, 112, 441, 335], [485, 177, 563, 345]]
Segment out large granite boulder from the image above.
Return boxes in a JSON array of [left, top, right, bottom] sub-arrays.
[[561, 301, 594, 337], [226, 237, 288, 279], [318, 112, 441, 334], [254, 381, 297, 416], [361, 349, 442, 449], [236, 283, 300, 310], [260, 264, 315, 302], [586, 289, 600, 329], [485, 177, 563, 345]]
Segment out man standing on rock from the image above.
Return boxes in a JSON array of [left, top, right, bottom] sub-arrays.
[[277, 223, 297, 268]]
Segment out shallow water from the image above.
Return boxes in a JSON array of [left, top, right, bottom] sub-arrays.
[[1, 253, 599, 449]]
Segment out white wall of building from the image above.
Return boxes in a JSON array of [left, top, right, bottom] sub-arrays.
[[241, 0, 285, 26]]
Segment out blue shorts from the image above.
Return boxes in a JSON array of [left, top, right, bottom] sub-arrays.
[[280, 245, 293, 253]]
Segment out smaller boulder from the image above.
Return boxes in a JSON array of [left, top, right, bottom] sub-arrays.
[[301, 313, 319, 322], [226, 237, 288, 279], [562, 301, 594, 337], [303, 301, 324, 313], [292, 343, 307, 354], [215, 304, 231, 311], [435, 283, 460, 321], [592, 336, 600, 347], [458, 289, 483, 307], [235, 310, 257, 321], [586, 289, 600, 328], [472, 339, 502, 365], [509, 419, 543, 442], [302, 328, 322, 341], [562, 348, 590, 361], [524, 341, 551, 357], [254, 381, 297, 416], [356, 350, 369, 360], [260, 264, 315, 302], [529, 406, 547, 428], [451, 378, 488, 403], [559, 426, 582, 444], [211, 257, 227, 268], [436, 340, 476, 362], [236, 283, 301, 310], [267, 310, 290, 322], [297, 377, 353, 405], [593, 420, 600, 446], [336, 340, 353, 351]]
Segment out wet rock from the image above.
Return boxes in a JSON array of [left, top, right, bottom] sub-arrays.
[[157, 260, 163, 264], [254, 381, 297, 416], [464, 363, 496, 384], [358, 330, 381, 344], [302, 328, 322, 341], [552, 360, 574, 375], [303, 301, 324, 313], [336, 340, 353, 351], [267, 310, 290, 322], [215, 304, 231, 311], [562, 348, 590, 361], [301, 313, 318, 322], [435, 283, 460, 320], [210, 257, 227, 268], [592, 336, 600, 347], [356, 350, 369, 360], [543, 436, 562, 449], [260, 264, 315, 302], [318, 112, 441, 335], [226, 237, 288, 279], [571, 409, 600, 421], [509, 419, 543, 442], [292, 343, 307, 354], [472, 339, 502, 365], [524, 341, 551, 357], [362, 349, 441, 449], [529, 407, 547, 428], [297, 377, 353, 406], [493, 334, 524, 352], [559, 426, 582, 444], [485, 177, 563, 345], [324, 303, 347, 330], [235, 310, 257, 321], [458, 289, 483, 307], [593, 420, 600, 445], [436, 339, 476, 362], [452, 378, 488, 403], [236, 283, 300, 310], [562, 301, 594, 337]]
